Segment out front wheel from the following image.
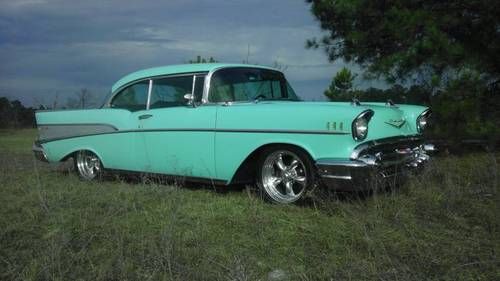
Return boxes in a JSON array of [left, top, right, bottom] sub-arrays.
[[256, 147, 315, 204], [75, 150, 103, 181]]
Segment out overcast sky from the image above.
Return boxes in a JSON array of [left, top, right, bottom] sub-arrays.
[[0, 0, 384, 107]]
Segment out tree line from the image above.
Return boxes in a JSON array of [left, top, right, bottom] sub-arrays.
[[0, 97, 36, 128], [0, 88, 100, 129], [324, 67, 500, 144]]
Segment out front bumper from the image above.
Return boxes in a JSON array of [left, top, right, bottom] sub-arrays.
[[32, 142, 49, 162], [316, 136, 436, 190]]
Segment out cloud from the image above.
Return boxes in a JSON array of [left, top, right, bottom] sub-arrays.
[[1, 0, 48, 9], [0, 0, 381, 106]]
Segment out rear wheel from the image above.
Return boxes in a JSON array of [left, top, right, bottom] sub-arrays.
[[256, 147, 314, 204], [75, 150, 103, 181]]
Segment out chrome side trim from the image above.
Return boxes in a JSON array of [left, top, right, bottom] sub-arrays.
[[37, 123, 119, 142], [316, 158, 369, 168], [37, 127, 350, 144], [37, 123, 119, 130]]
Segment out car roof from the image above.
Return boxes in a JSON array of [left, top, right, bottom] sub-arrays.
[[111, 63, 279, 93]]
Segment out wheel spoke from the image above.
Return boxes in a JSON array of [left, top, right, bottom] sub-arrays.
[[268, 176, 282, 188], [276, 153, 286, 171], [285, 181, 295, 196], [289, 159, 299, 170], [91, 158, 101, 171], [273, 177, 282, 186], [86, 161, 93, 171], [293, 176, 306, 183]]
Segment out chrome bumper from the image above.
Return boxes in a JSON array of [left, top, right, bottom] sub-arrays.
[[316, 137, 436, 190], [32, 142, 48, 162]]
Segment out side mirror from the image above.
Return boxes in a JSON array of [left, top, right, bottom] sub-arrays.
[[184, 93, 195, 107]]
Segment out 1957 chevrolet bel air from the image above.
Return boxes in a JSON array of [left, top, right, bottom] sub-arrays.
[[33, 63, 434, 203]]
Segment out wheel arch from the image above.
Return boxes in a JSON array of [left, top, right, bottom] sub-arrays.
[[228, 142, 315, 185], [60, 147, 105, 167]]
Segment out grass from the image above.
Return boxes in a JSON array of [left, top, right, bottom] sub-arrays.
[[0, 129, 499, 280]]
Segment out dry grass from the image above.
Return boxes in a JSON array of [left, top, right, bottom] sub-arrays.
[[0, 129, 499, 280]]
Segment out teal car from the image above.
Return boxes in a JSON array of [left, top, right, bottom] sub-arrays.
[[33, 63, 434, 203]]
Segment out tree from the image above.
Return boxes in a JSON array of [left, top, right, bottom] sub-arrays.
[[324, 67, 357, 100], [0, 97, 35, 128], [430, 71, 500, 142], [77, 88, 92, 109], [306, 0, 500, 85], [188, 55, 217, 64], [307, 0, 500, 143], [66, 88, 95, 109]]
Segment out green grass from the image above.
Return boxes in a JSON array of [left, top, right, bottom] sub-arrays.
[[0, 130, 499, 280], [0, 129, 38, 153]]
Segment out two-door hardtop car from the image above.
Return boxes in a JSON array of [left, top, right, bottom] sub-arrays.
[[33, 63, 434, 203]]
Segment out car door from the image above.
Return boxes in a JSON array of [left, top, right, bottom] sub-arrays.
[[138, 74, 217, 179], [108, 79, 150, 172]]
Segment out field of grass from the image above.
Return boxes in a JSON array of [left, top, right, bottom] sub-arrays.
[[0, 129, 499, 280]]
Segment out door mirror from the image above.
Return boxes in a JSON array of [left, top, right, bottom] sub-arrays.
[[184, 93, 194, 106]]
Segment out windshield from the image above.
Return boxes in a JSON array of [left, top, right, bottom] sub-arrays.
[[209, 67, 300, 102]]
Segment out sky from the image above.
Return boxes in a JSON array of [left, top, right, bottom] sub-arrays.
[[0, 0, 384, 107]]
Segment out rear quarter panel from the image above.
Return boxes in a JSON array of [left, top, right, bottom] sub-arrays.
[[35, 109, 139, 170]]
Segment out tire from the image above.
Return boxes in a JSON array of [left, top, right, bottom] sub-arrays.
[[74, 150, 103, 181], [256, 146, 315, 204]]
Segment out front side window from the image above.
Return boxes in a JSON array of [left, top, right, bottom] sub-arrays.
[[110, 81, 149, 111], [209, 68, 299, 102], [150, 75, 194, 109]]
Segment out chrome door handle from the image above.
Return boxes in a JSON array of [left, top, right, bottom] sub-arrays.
[[138, 114, 153, 120]]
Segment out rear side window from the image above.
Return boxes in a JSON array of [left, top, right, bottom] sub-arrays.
[[110, 81, 149, 111], [150, 76, 193, 109]]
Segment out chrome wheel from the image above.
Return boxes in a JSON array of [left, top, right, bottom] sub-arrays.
[[261, 150, 308, 203], [75, 150, 102, 180]]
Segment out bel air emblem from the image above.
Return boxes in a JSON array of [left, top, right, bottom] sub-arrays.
[[385, 118, 406, 128]]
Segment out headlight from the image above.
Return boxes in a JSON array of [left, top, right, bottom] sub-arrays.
[[352, 110, 374, 141], [417, 109, 431, 132]]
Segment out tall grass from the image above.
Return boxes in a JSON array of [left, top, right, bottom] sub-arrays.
[[0, 130, 498, 280]]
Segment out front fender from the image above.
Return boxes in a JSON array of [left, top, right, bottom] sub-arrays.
[[214, 102, 368, 182], [215, 132, 355, 182]]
